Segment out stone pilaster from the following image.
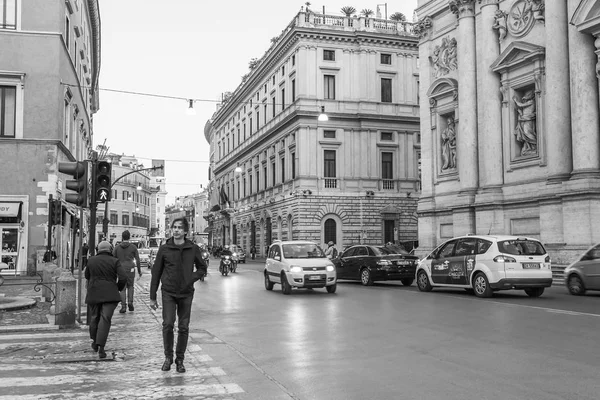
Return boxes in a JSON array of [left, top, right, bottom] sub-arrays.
[[450, 0, 479, 192], [545, 0, 573, 182], [568, 0, 600, 178], [478, 0, 503, 188]]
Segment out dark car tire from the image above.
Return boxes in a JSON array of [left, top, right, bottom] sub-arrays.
[[417, 270, 433, 292], [281, 273, 292, 295], [567, 275, 586, 295], [326, 284, 337, 293], [400, 278, 414, 287], [473, 272, 493, 298], [524, 287, 544, 298], [264, 273, 274, 291], [360, 268, 374, 286]]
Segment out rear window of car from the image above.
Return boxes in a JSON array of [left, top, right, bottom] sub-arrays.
[[498, 240, 546, 256], [373, 246, 410, 256], [282, 244, 326, 259]]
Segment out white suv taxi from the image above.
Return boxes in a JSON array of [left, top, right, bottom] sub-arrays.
[[416, 235, 552, 298], [264, 240, 337, 294]]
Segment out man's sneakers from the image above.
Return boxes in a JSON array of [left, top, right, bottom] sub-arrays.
[[175, 359, 186, 373], [119, 305, 127, 313], [128, 304, 134, 311], [98, 345, 107, 359], [91, 342, 99, 352], [161, 357, 173, 371]]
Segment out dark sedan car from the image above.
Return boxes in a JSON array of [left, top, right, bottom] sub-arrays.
[[333, 244, 420, 286]]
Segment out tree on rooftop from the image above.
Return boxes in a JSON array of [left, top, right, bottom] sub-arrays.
[[341, 6, 356, 17], [390, 12, 407, 22], [248, 58, 259, 70], [361, 9, 374, 18]]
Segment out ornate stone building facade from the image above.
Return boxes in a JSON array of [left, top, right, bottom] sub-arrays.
[[416, 0, 600, 263], [205, 10, 421, 256]]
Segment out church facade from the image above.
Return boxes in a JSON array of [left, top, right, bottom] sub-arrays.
[[415, 0, 600, 264]]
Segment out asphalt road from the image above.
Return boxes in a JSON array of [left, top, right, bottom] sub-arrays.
[[189, 259, 600, 400]]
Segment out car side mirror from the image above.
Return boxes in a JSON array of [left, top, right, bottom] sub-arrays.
[[274, 255, 281, 261]]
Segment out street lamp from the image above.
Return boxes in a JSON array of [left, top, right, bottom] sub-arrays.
[[318, 106, 329, 122]]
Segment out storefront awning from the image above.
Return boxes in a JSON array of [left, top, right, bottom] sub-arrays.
[[0, 202, 22, 219]]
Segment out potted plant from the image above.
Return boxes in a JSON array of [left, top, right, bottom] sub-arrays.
[[361, 9, 374, 18], [390, 12, 407, 22], [340, 6, 356, 17]]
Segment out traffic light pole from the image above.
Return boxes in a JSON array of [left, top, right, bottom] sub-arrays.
[[88, 152, 98, 257], [101, 165, 163, 238]]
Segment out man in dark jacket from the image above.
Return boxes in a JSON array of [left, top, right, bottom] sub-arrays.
[[113, 230, 141, 313], [150, 217, 207, 373], [85, 241, 127, 359]]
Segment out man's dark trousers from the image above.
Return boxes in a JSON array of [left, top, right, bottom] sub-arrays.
[[161, 292, 193, 361], [89, 302, 118, 346], [120, 272, 135, 307]]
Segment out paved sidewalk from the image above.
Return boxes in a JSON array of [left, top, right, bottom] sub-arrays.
[[0, 275, 244, 399]]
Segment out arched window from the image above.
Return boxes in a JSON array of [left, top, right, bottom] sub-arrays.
[[324, 218, 337, 244], [287, 214, 293, 240]]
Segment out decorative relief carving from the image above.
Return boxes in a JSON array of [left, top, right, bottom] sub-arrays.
[[500, 84, 509, 105], [441, 115, 457, 171], [525, 0, 545, 24], [449, 0, 476, 17], [513, 89, 538, 157], [507, 0, 544, 38], [413, 16, 433, 39], [492, 10, 508, 42], [430, 37, 458, 78]]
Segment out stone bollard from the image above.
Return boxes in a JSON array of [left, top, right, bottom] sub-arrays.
[[55, 272, 76, 327], [41, 263, 61, 302]]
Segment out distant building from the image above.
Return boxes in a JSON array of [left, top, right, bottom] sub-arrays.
[[0, 0, 100, 274], [205, 10, 421, 255]]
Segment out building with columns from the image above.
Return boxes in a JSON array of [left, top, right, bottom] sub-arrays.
[[205, 10, 421, 256], [415, 0, 600, 264]]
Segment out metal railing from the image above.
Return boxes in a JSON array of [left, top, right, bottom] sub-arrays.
[[324, 178, 338, 189], [0, 272, 57, 302], [382, 179, 395, 190]]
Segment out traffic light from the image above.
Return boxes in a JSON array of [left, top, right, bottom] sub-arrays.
[[50, 199, 62, 226], [58, 161, 88, 207], [95, 160, 112, 203]]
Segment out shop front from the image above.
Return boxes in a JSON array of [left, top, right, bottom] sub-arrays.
[[0, 196, 28, 275]]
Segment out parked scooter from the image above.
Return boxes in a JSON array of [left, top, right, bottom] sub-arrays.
[[201, 249, 210, 267], [220, 254, 231, 276]]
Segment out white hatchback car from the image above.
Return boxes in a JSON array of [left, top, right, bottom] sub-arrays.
[[416, 235, 552, 298], [264, 240, 337, 294]]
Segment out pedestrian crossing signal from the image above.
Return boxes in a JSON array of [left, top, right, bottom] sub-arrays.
[[94, 160, 112, 203]]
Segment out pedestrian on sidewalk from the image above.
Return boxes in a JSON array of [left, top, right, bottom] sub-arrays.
[[250, 245, 256, 260], [85, 241, 127, 359], [113, 230, 141, 314], [150, 217, 207, 373]]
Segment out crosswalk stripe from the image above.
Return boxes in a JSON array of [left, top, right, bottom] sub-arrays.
[[0, 383, 244, 399], [0, 332, 89, 341], [0, 367, 227, 387]]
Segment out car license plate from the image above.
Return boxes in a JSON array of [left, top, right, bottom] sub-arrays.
[[309, 275, 321, 280], [523, 263, 540, 269], [396, 261, 410, 265]]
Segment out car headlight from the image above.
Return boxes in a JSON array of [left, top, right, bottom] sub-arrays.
[[290, 266, 302, 273], [326, 265, 335, 272]]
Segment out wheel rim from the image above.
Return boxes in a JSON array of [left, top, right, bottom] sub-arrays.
[[361, 270, 369, 284], [474, 275, 486, 294], [569, 277, 582, 294], [418, 272, 428, 288], [265, 275, 269, 287]]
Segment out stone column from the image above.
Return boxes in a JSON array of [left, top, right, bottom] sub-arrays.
[[568, 0, 600, 177], [478, 0, 503, 188], [450, 0, 479, 192], [545, 0, 572, 182]]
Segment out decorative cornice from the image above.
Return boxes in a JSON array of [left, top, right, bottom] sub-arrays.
[[478, 0, 499, 7], [449, 0, 476, 17], [86, 0, 100, 113], [413, 16, 433, 40]]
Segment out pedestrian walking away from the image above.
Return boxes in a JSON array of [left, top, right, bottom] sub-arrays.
[[113, 230, 142, 313], [85, 241, 127, 359], [150, 217, 207, 373], [325, 241, 338, 259]]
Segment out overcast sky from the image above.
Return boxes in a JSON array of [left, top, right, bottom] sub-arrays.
[[92, 0, 418, 205]]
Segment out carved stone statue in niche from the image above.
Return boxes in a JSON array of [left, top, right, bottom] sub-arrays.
[[430, 37, 458, 78], [492, 10, 508, 42], [513, 90, 538, 156], [525, 0, 544, 24], [441, 116, 457, 170]]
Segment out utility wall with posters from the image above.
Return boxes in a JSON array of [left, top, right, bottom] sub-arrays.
[[415, 0, 600, 263]]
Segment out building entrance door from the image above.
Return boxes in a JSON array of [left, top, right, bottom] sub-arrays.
[[384, 220, 395, 244], [0, 226, 19, 273]]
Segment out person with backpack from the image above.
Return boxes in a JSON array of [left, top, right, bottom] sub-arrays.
[[325, 241, 338, 259], [113, 230, 141, 314]]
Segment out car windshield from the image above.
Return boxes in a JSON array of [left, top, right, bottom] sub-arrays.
[[498, 240, 546, 256], [373, 246, 410, 256], [282, 244, 326, 259]]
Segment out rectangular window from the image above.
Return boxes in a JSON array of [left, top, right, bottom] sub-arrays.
[[272, 97, 276, 117], [272, 75, 275, 85], [237, 128, 240, 145], [291, 152, 296, 179], [0, 86, 16, 137], [264, 104, 267, 124], [243, 123, 246, 140], [250, 117, 253, 135], [380, 53, 392, 65], [237, 181, 240, 198], [65, 16, 70, 49], [110, 212, 118, 225], [256, 111, 260, 130], [271, 161, 276, 186], [0, 0, 17, 29], [323, 130, 336, 139], [324, 150, 336, 178], [264, 84, 267, 93], [281, 157, 285, 182], [324, 75, 336, 100], [122, 214, 129, 226], [281, 88, 285, 109], [243, 177, 247, 197], [291, 79, 296, 101], [323, 49, 335, 61], [381, 131, 393, 141], [281, 65, 285, 75], [292, 55, 295, 66], [382, 152, 393, 179], [255, 170, 259, 192], [264, 166, 267, 189], [381, 78, 392, 103]]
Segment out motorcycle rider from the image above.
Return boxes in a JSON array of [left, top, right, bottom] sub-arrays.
[[220, 245, 233, 273]]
